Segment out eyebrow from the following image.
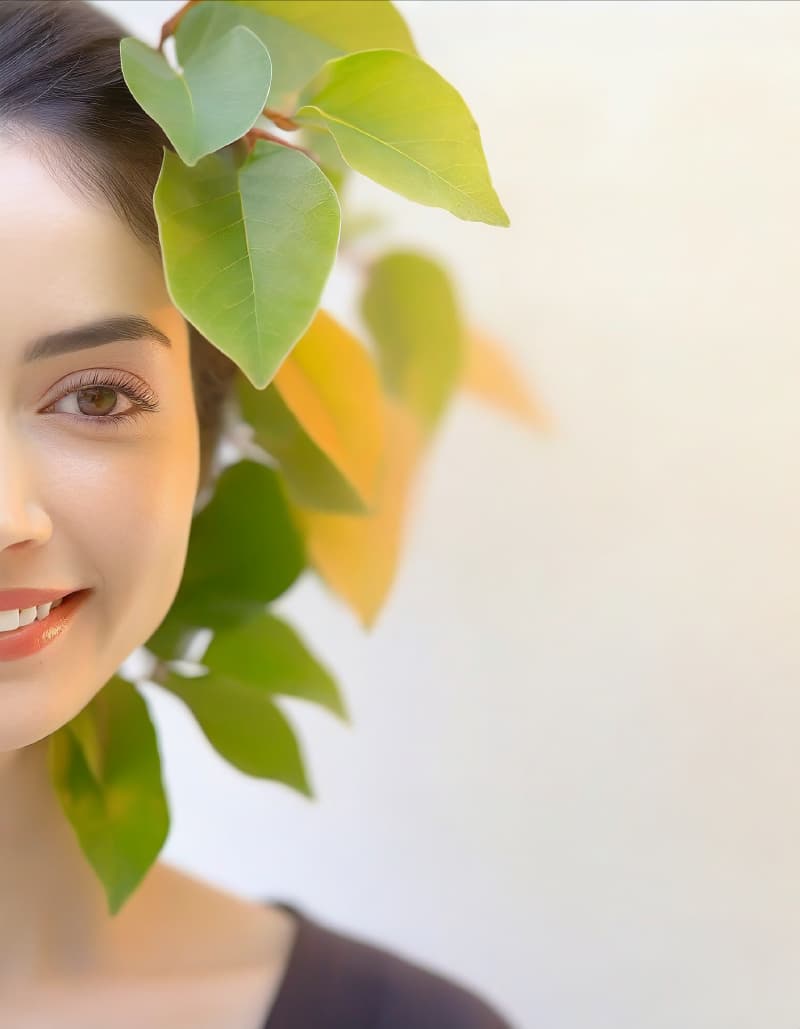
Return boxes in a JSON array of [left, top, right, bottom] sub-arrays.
[[23, 315, 172, 363]]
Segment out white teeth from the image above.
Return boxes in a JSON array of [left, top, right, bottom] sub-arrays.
[[0, 609, 19, 632], [0, 598, 64, 634], [18, 606, 37, 627]]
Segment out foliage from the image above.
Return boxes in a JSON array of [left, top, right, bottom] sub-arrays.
[[48, 0, 543, 914]]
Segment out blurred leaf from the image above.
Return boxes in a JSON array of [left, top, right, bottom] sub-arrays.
[[340, 210, 389, 247], [176, 0, 416, 112], [146, 460, 305, 659], [462, 328, 552, 430], [120, 26, 271, 166], [48, 676, 169, 916], [274, 310, 385, 506], [295, 50, 510, 226], [292, 396, 425, 627], [159, 663, 313, 797], [238, 379, 369, 513], [361, 251, 465, 434], [154, 140, 340, 390], [202, 612, 349, 721]]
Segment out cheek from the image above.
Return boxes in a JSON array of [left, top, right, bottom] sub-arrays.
[[0, 411, 201, 753], [45, 413, 200, 654]]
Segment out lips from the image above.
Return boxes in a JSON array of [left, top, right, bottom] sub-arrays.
[[0, 587, 81, 610], [0, 589, 91, 661]]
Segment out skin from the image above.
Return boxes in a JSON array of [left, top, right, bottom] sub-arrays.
[[0, 142, 297, 1026]]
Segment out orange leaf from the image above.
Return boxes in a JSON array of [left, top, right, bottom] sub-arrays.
[[291, 397, 425, 628], [462, 328, 552, 431], [274, 310, 385, 506]]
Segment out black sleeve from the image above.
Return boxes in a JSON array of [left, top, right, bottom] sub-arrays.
[[265, 907, 517, 1029], [374, 942, 516, 1029]]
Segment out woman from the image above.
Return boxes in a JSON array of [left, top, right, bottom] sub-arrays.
[[0, 2, 515, 1026]]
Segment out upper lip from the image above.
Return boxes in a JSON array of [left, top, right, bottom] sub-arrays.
[[0, 588, 83, 610]]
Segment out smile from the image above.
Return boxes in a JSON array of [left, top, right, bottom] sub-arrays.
[[0, 594, 68, 633], [0, 590, 92, 662]]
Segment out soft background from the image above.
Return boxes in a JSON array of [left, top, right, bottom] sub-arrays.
[[92, 2, 800, 1026]]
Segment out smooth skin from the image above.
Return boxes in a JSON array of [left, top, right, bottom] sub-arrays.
[[0, 141, 297, 1027]]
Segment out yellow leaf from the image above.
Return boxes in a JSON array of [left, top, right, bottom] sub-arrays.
[[292, 397, 425, 628], [274, 311, 385, 506], [462, 328, 552, 431]]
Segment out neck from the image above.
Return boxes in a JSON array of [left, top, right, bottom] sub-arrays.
[[0, 738, 111, 985]]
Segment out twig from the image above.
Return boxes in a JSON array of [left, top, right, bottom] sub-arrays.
[[158, 0, 202, 52], [242, 126, 317, 161], [263, 109, 300, 132]]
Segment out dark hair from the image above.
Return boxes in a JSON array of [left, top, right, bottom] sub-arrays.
[[0, 0, 239, 493]]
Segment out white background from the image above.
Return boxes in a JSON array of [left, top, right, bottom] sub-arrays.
[[93, 2, 800, 1026]]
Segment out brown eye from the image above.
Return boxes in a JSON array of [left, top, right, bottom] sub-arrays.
[[75, 386, 123, 417], [44, 370, 160, 427]]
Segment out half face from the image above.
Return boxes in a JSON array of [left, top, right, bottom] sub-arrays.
[[0, 140, 200, 752]]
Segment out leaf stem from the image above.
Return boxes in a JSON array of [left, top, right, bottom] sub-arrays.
[[242, 126, 318, 162], [158, 0, 202, 52], [264, 109, 300, 132]]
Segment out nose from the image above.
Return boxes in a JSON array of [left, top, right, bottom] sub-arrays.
[[0, 434, 53, 550]]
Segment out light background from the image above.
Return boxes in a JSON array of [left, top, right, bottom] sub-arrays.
[[93, 2, 800, 1026]]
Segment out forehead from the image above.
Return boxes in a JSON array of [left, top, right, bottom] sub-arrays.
[[0, 141, 177, 346]]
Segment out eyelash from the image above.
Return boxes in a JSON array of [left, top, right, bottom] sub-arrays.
[[45, 369, 160, 428]]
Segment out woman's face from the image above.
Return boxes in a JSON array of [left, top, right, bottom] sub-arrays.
[[0, 142, 200, 752]]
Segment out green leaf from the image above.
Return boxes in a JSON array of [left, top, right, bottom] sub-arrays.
[[176, 0, 416, 113], [47, 676, 169, 916], [361, 251, 466, 432], [238, 378, 369, 514], [300, 123, 351, 197], [340, 210, 389, 247], [154, 139, 341, 390], [159, 663, 313, 797], [120, 26, 271, 167], [202, 612, 349, 721], [295, 50, 510, 227], [145, 460, 305, 659]]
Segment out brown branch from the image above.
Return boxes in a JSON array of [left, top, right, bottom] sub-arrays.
[[264, 109, 300, 132], [242, 126, 317, 162], [158, 0, 202, 52]]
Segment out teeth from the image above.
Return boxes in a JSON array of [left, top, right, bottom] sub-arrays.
[[18, 606, 37, 627], [0, 598, 64, 634]]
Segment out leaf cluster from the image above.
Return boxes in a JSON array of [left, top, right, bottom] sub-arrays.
[[48, 0, 546, 914]]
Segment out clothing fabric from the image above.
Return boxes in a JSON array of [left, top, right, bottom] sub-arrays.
[[262, 901, 516, 1029]]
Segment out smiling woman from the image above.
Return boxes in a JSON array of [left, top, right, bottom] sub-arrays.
[[0, 1, 300, 1025], [0, 1, 515, 1028]]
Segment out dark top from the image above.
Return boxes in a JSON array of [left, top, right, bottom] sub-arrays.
[[262, 901, 517, 1029]]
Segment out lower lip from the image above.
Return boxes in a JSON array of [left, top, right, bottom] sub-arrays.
[[0, 590, 92, 662]]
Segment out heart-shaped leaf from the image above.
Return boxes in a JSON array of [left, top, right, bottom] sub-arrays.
[[120, 26, 271, 167], [273, 310, 385, 506], [462, 328, 553, 430], [202, 612, 349, 721], [145, 460, 305, 659], [361, 251, 466, 434], [48, 676, 169, 916], [295, 49, 510, 227], [159, 663, 313, 797], [175, 0, 416, 113], [238, 379, 370, 513], [154, 139, 341, 389], [293, 396, 425, 627]]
